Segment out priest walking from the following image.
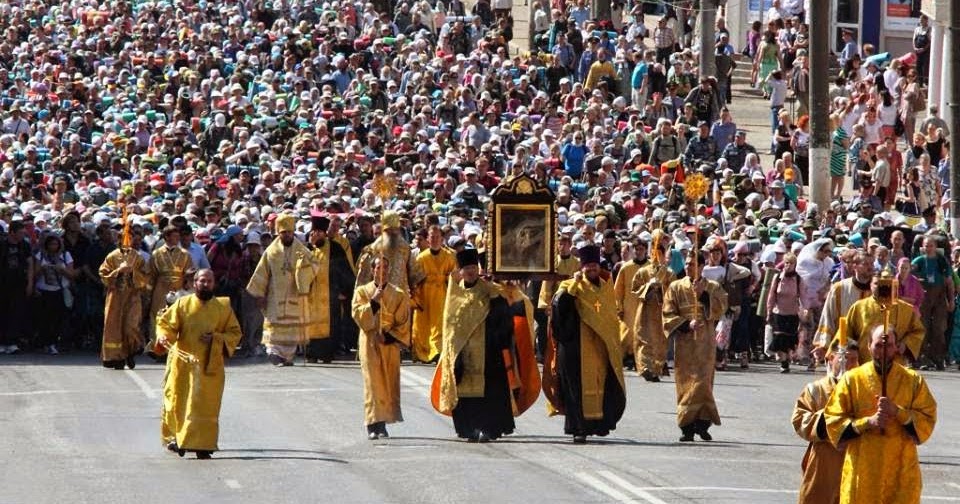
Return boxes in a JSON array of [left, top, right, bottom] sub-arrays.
[[158, 269, 242, 459], [548, 244, 626, 444], [663, 251, 728, 442], [353, 257, 411, 439], [431, 248, 534, 442]]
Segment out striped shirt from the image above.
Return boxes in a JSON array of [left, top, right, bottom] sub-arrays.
[[830, 127, 848, 177]]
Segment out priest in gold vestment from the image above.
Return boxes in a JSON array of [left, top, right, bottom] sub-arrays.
[[355, 210, 424, 294], [246, 213, 313, 366], [548, 245, 626, 444], [792, 338, 861, 504], [844, 270, 925, 365], [158, 269, 242, 459], [536, 234, 579, 357], [411, 225, 457, 363], [613, 238, 647, 364], [663, 251, 728, 442], [303, 214, 356, 363], [824, 326, 937, 504], [431, 249, 533, 442], [631, 231, 675, 382], [353, 257, 411, 440], [147, 226, 193, 348], [99, 244, 148, 370]]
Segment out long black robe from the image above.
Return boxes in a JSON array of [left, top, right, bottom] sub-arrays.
[[552, 291, 626, 437], [452, 297, 515, 440]]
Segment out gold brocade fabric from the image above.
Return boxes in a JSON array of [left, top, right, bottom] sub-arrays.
[[158, 295, 242, 451], [816, 279, 871, 348], [662, 277, 727, 427], [147, 245, 192, 339], [434, 278, 500, 414], [613, 261, 642, 356], [245, 238, 312, 346], [303, 241, 332, 340], [824, 362, 937, 504], [845, 297, 925, 363], [792, 376, 844, 504], [631, 263, 675, 375], [99, 248, 148, 362], [411, 248, 457, 362], [556, 276, 625, 419], [537, 255, 580, 309], [356, 236, 425, 294], [352, 281, 411, 424]]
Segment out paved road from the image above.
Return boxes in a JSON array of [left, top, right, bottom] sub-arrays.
[[2, 354, 959, 503]]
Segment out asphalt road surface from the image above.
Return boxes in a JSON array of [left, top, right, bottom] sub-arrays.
[[2, 354, 958, 504]]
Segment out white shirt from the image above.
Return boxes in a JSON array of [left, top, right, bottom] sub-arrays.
[[35, 251, 73, 292]]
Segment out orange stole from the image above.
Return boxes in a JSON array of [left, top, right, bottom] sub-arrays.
[[430, 315, 540, 417], [541, 323, 564, 415]]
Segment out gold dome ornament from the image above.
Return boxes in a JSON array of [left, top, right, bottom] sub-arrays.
[[684, 173, 709, 201]]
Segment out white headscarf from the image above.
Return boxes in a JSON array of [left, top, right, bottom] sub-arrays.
[[796, 238, 834, 294]]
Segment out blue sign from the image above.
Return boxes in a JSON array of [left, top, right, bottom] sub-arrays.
[[748, 0, 774, 11]]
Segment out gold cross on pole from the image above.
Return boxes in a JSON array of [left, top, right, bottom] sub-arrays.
[[593, 299, 602, 313]]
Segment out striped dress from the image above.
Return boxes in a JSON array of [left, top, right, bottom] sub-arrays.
[[830, 127, 848, 177]]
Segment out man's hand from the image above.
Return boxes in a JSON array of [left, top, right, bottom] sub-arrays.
[[372, 287, 384, 303], [199, 332, 213, 344], [157, 337, 169, 349], [811, 345, 826, 361], [867, 412, 888, 431], [118, 261, 132, 274], [450, 269, 462, 283], [877, 395, 898, 419], [690, 319, 702, 332], [374, 331, 386, 345]]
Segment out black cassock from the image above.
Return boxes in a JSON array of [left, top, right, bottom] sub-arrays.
[[452, 297, 515, 440], [551, 291, 626, 437]]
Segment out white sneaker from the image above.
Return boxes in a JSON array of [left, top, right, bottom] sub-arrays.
[[47, 345, 59, 355], [7, 344, 19, 354], [0, 345, 10, 354]]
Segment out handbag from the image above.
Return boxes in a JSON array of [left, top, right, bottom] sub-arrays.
[[56, 254, 74, 309]]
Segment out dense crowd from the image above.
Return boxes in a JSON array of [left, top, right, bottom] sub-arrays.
[[0, 0, 955, 373]]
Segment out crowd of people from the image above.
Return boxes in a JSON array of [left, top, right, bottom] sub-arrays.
[[0, 0, 946, 499]]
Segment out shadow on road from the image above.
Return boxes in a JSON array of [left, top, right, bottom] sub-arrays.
[[215, 448, 349, 463]]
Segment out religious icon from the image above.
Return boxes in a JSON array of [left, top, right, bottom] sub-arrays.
[[487, 173, 558, 278]]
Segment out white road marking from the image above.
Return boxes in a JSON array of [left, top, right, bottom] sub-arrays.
[[125, 370, 157, 399], [230, 387, 341, 393], [575, 472, 637, 503], [948, 483, 960, 490], [0, 390, 74, 396], [399, 368, 432, 386], [224, 479, 242, 489], [596, 471, 671, 504]]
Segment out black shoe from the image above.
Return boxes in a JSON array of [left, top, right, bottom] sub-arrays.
[[368, 431, 379, 440], [306, 357, 318, 364], [573, 435, 587, 444], [322, 358, 333, 364], [661, 364, 670, 377], [268, 354, 285, 366], [166, 441, 179, 453], [195, 451, 212, 459], [377, 424, 389, 438], [780, 362, 790, 374], [679, 433, 695, 442], [113, 362, 125, 370], [126, 356, 136, 370], [282, 360, 294, 367], [477, 431, 491, 443], [698, 429, 713, 441], [641, 370, 661, 382]]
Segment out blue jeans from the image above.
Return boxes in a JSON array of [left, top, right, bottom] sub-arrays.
[[771, 106, 783, 149]]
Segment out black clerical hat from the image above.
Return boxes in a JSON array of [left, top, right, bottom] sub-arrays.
[[456, 248, 479, 268], [310, 209, 330, 232], [578, 244, 602, 265]]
